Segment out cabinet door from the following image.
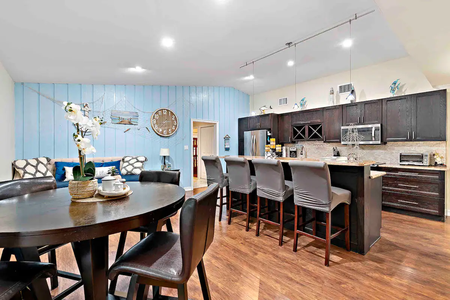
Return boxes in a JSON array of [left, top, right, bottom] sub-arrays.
[[291, 109, 323, 124], [361, 100, 382, 124], [238, 117, 249, 155], [343, 104, 360, 125], [323, 106, 342, 143], [278, 113, 292, 143], [383, 96, 412, 142], [248, 116, 261, 130], [412, 91, 446, 141], [259, 114, 271, 129]]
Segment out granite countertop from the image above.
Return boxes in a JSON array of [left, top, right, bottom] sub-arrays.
[[219, 155, 376, 167], [376, 164, 448, 171]]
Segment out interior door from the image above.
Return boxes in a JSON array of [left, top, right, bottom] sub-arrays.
[[198, 125, 215, 179]]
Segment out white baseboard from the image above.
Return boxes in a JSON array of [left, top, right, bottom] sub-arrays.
[[184, 187, 193, 191], [446, 209, 450, 217]]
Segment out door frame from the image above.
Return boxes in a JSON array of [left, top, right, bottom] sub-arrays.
[[191, 119, 219, 189]]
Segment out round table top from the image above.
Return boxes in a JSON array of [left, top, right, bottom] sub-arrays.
[[0, 182, 185, 248]]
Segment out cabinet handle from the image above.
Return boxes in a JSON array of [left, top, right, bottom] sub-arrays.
[[412, 131, 415, 139], [398, 184, 419, 188], [397, 172, 419, 176], [362, 116, 364, 123], [407, 131, 410, 139], [397, 199, 419, 205], [358, 116, 360, 123]]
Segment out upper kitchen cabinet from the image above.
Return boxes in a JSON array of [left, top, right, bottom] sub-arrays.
[[238, 114, 278, 154], [291, 108, 323, 125], [411, 90, 446, 141], [247, 114, 273, 130], [323, 106, 342, 143], [383, 96, 412, 142], [343, 100, 382, 125], [278, 113, 292, 143]]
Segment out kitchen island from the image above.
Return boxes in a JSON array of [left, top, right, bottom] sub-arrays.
[[220, 155, 384, 254]]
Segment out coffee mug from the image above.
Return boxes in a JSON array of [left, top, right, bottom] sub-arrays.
[[114, 182, 123, 191]]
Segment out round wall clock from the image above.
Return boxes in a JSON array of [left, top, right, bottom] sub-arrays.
[[150, 108, 179, 137]]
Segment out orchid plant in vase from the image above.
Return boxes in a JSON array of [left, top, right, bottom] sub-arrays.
[[63, 102, 105, 198]]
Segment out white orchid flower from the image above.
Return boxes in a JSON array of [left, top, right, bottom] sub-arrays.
[[64, 103, 84, 124], [74, 136, 96, 155]]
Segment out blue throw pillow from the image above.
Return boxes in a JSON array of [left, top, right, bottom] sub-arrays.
[[102, 161, 122, 175], [54, 161, 105, 181]]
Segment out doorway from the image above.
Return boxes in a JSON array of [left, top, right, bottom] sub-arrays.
[[191, 120, 219, 189]]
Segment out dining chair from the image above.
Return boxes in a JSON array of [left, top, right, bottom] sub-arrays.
[[108, 183, 218, 300], [110, 170, 181, 295], [289, 161, 351, 266], [201, 155, 229, 221], [0, 177, 66, 290], [0, 261, 55, 300]]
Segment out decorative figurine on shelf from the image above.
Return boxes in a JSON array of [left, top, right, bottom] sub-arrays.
[[224, 134, 230, 151], [293, 103, 300, 110], [390, 79, 401, 96], [259, 105, 272, 114], [329, 87, 335, 105], [434, 151, 444, 165], [299, 97, 307, 110], [346, 86, 356, 103]]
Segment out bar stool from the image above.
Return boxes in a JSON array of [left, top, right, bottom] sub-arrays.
[[252, 159, 295, 246], [289, 161, 351, 266], [224, 157, 257, 231], [202, 156, 229, 221]]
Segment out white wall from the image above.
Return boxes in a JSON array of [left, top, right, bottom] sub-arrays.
[[251, 56, 434, 114], [0, 61, 15, 181]]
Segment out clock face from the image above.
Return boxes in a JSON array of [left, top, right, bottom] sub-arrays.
[[150, 108, 179, 137]]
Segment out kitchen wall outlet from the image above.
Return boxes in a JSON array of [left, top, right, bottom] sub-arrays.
[[184, 145, 188, 150]]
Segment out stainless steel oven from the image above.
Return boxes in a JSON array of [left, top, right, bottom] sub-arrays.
[[399, 152, 434, 166], [341, 124, 381, 145]]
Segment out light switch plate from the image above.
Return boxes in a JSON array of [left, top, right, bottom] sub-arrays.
[[184, 145, 188, 150]]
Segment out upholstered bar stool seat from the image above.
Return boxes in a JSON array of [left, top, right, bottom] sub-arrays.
[[252, 159, 295, 246], [224, 157, 257, 231], [202, 156, 229, 221], [289, 161, 351, 266]]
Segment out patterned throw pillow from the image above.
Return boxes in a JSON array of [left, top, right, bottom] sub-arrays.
[[121, 156, 147, 175], [13, 157, 53, 179]]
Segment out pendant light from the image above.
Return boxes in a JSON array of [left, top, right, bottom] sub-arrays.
[[292, 44, 299, 110], [346, 17, 356, 103]]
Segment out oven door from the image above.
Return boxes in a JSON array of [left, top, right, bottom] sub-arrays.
[[341, 124, 381, 145], [399, 153, 425, 165]]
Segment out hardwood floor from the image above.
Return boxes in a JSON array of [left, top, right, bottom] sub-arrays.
[[3, 187, 450, 299]]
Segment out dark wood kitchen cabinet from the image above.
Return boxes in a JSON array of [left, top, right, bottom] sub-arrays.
[[291, 108, 323, 124], [238, 114, 278, 155], [238, 117, 249, 155], [278, 113, 292, 143], [383, 96, 412, 142], [323, 105, 342, 143], [343, 100, 382, 125]]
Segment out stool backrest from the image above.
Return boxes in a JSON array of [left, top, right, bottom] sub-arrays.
[[252, 159, 286, 197], [179, 183, 218, 281], [0, 177, 56, 200], [288, 161, 333, 210], [224, 157, 252, 192], [139, 170, 180, 186], [201, 156, 225, 186]]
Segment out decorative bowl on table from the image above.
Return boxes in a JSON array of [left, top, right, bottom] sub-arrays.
[[98, 185, 131, 197]]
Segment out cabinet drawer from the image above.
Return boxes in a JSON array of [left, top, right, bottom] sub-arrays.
[[382, 191, 442, 216], [382, 176, 443, 197], [380, 167, 444, 181]]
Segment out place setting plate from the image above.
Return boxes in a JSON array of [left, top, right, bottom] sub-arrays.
[[71, 185, 133, 203]]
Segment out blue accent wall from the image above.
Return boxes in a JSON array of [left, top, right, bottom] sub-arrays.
[[15, 83, 250, 188]]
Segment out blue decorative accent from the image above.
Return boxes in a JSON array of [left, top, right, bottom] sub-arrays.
[[15, 83, 249, 188], [299, 97, 307, 109], [390, 79, 401, 96]]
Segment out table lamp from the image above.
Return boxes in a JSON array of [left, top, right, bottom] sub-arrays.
[[160, 148, 170, 170]]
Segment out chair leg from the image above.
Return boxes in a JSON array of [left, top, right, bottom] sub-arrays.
[[218, 188, 223, 222], [136, 284, 149, 300], [152, 286, 160, 299], [126, 274, 139, 300], [1, 248, 12, 261], [197, 259, 211, 300], [312, 210, 317, 236], [276, 202, 280, 223], [29, 279, 53, 300], [279, 202, 284, 246], [228, 191, 232, 225], [245, 194, 250, 232], [177, 283, 188, 300], [344, 204, 350, 251], [255, 197, 261, 236], [166, 218, 174, 232], [226, 186, 230, 216], [293, 205, 299, 252], [109, 231, 128, 295], [48, 249, 58, 289], [325, 212, 331, 267], [140, 232, 146, 240]]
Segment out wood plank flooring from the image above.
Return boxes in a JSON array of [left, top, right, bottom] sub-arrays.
[[3, 187, 450, 299]]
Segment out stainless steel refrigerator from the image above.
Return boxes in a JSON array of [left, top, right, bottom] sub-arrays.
[[244, 130, 268, 156]]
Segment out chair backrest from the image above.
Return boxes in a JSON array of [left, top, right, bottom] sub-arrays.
[[201, 156, 225, 186], [0, 177, 57, 200], [288, 161, 333, 210], [224, 157, 252, 192], [252, 159, 286, 198], [179, 183, 218, 281], [139, 170, 180, 186]]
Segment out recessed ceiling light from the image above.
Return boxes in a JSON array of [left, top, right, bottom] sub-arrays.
[[161, 37, 175, 48], [287, 60, 295, 67], [128, 66, 146, 72], [243, 75, 254, 80], [342, 39, 353, 48]]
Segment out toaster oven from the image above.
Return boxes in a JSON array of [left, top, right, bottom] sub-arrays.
[[399, 152, 435, 166]]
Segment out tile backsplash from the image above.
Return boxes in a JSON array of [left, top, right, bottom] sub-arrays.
[[284, 141, 447, 164]]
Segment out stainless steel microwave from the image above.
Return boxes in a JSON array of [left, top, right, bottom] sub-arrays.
[[399, 152, 435, 166], [341, 124, 381, 145]]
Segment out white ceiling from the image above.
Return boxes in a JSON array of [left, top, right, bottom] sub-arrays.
[[0, 0, 407, 95]]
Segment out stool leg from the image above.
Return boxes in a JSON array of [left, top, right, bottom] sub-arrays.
[[166, 219, 174, 232], [240, 193, 244, 211], [177, 283, 188, 300], [245, 194, 250, 231], [293, 205, 299, 252], [344, 204, 350, 251], [255, 196, 261, 236], [140, 232, 146, 240], [276, 202, 280, 223], [279, 202, 284, 246], [325, 212, 331, 267], [48, 249, 58, 289], [226, 186, 230, 216], [312, 210, 317, 236], [228, 191, 233, 225], [218, 188, 224, 222]]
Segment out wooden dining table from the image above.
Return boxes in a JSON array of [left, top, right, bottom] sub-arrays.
[[0, 181, 185, 300]]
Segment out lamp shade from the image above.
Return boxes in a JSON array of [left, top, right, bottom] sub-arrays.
[[160, 148, 170, 156]]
